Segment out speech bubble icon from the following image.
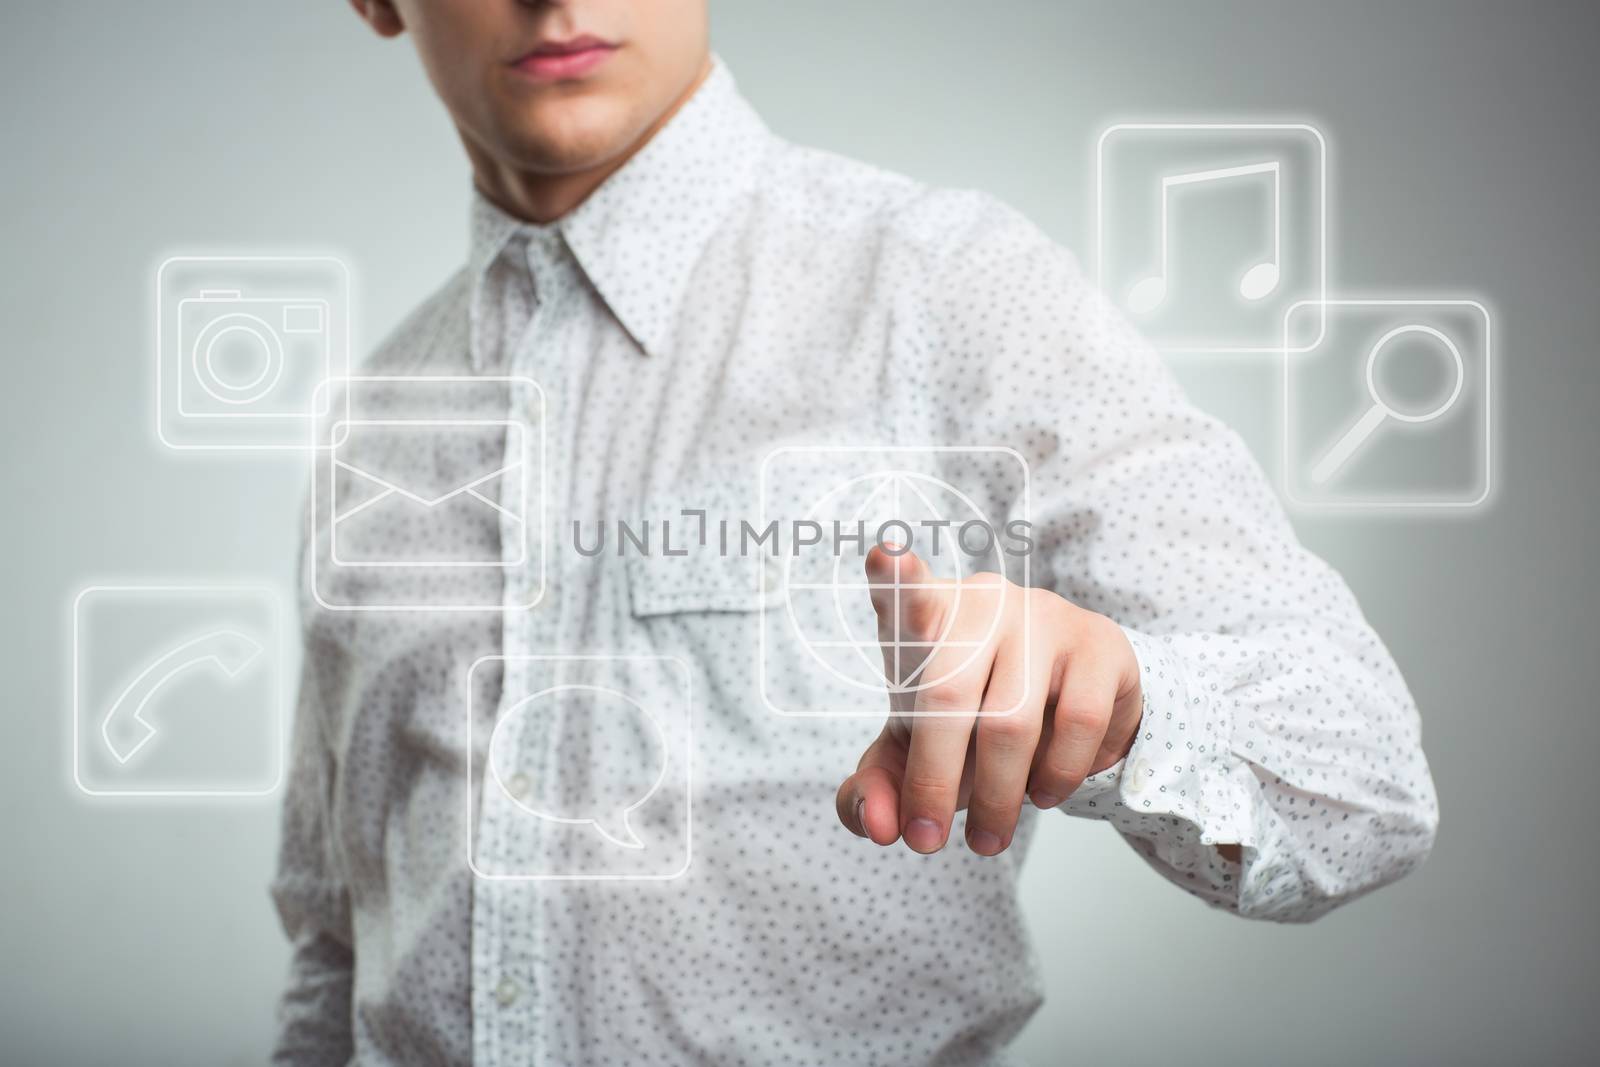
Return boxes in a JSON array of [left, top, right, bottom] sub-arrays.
[[485, 684, 669, 850]]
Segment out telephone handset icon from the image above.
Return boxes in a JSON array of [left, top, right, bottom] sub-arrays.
[[100, 630, 263, 763]]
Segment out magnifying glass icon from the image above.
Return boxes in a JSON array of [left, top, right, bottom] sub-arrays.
[[1310, 324, 1466, 485]]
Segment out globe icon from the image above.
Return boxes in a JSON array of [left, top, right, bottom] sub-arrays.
[[779, 468, 1014, 700]]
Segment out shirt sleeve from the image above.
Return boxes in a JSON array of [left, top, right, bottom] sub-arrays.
[[269, 604, 356, 1063], [910, 192, 1439, 922]]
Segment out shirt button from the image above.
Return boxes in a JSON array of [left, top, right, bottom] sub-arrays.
[[1124, 758, 1151, 794], [507, 773, 530, 798], [495, 977, 520, 1006]]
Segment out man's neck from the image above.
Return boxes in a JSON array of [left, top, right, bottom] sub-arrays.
[[468, 56, 713, 225]]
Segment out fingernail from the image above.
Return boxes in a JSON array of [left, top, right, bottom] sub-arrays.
[[966, 827, 1003, 856], [1031, 793, 1063, 809], [853, 796, 867, 838], [904, 817, 944, 852]]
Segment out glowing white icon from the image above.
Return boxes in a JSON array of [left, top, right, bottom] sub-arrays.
[[329, 419, 528, 568], [1310, 325, 1465, 485], [783, 470, 1009, 698], [156, 256, 349, 450], [757, 446, 1031, 718], [73, 585, 284, 798], [1283, 299, 1492, 509], [1126, 161, 1282, 314], [467, 655, 692, 881], [1096, 122, 1326, 354], [101, 629, 263, 764], [182, 291, 327, 409], [486, 685, 667, 850], [310, 375, 547, 611]]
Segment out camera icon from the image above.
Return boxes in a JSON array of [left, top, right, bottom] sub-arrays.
[[179, 289, 330, 415], [157, 256, 349, 450]]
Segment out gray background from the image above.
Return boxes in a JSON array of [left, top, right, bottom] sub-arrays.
[[3, 1, 1597, 1063]]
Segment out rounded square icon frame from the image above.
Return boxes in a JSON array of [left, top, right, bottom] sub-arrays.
[[155, 255, 351, 451], [1094, 121, 1328, 355], [1280, 298, 1493, 510], [755, 444, 1032, 719], [465, 654, 693, 882], [307, 374, 548, 613], [71, 583, 286, 799]]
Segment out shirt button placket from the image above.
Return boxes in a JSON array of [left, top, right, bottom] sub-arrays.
[[490, 233, 574, 1062]]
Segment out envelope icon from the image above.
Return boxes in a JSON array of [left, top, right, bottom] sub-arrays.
[[329, 418, 527, 568]]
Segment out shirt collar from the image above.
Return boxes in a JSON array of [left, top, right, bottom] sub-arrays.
[[466, 57, 769, 362], [468, 187, 538, 287]]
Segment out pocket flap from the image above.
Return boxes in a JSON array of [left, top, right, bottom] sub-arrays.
[[620, 486, 779, 616], [627, 549, 771, 617]]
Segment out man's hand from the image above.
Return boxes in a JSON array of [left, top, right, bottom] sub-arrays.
[[835, 545, 1144, 856]]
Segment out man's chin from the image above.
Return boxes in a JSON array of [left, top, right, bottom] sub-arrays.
[[503, 97, 649, 177]]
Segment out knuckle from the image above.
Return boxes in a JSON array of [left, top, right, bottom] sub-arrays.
[[978, 713, 1036, 749], [916, 679, 971, 711], [999, 589, 1032, 626], [1030, 755, 1070, 784], [965, 572, 1011, 610], [1068, 607, 1118, 649], [903, 771, 959, 804], [1023, 584, 1057, 610], [1037, 750, 1086, 790], [967, 798, 1021, 829], [1088, 608, 1122, 641], [1053, 699, 1109, 735]]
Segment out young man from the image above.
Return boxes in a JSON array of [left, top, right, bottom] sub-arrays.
[[275, 1, 1438, 1062]]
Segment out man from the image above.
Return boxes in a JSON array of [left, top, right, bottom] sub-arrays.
[[274, 0, 1438, 1062]]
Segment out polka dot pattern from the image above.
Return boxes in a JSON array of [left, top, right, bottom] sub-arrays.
[[272, 59, 1438, 1065]]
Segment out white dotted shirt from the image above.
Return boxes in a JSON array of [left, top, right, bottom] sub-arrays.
[[272, 60, 1438, 1065]]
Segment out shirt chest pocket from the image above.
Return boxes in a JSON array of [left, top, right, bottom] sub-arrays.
[[617, 474, 792, 690], [621, 490, 862, 754], [622, 488, 778, 618], [619, 490, 780, 726]]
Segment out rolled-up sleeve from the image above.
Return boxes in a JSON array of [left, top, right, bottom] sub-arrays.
[[918, 192, 1439, 922]]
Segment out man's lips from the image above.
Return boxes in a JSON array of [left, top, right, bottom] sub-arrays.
[[509, 35, 618, 82]]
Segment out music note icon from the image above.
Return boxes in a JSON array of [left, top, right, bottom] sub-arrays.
[[1126, 160, 1282, 314]]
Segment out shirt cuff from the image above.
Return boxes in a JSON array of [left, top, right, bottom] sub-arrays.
[[1056, 627, 1251, 848]]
